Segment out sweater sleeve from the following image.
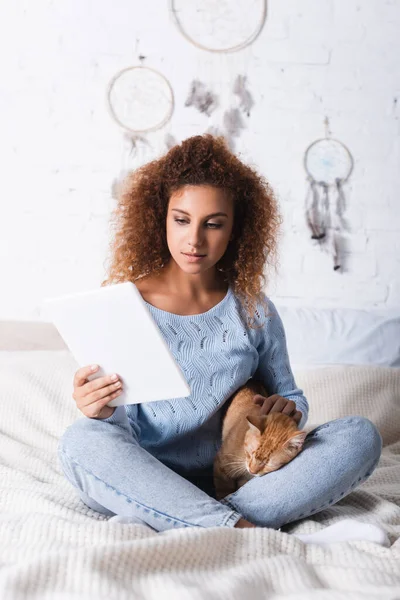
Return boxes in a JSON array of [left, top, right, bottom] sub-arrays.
[[97, 404, 141, 439], [253, 297, 309, 429]]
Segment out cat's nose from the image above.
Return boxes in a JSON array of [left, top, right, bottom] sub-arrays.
[[248, 464, 258, 475]]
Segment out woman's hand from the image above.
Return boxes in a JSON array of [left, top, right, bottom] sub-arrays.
[[72, 365, 123, 420], [253, 393, 302, 425]]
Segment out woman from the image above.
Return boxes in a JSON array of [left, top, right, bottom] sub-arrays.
[[58, 135, 385, 544]]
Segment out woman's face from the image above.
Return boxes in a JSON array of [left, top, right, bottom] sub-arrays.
[[166, 185, 234, 274]]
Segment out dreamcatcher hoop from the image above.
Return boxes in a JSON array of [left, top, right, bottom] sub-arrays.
[[304, 138, 354, 185], [169, 0, 267, 53], [106, 65, 174, 134], [303, 128, 354, 271]]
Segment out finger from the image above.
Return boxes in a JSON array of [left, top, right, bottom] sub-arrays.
[[77, 382, 123, 413], [292, 411, 302, 424], [256, 397, 275, 415], [83, 378, 123, 405], [84, 389, 123, 419], [253, 394, 266, 406], [269, 397, 288, 413], [281, 400, 297, 416], [74, 364, 100, 388], [84, 372, 121, 395]]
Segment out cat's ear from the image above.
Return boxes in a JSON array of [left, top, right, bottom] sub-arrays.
[[246, 414, 266, 434], [283, 430, 308, 451]]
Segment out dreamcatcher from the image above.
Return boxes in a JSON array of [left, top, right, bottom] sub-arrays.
[[172, 0, 265, 151], [106, 63, 175, 198], [304, 118, 354, 271], [169, 0, 267, 53]]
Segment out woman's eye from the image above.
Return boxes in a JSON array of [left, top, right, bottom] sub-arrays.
[[174, 219, 222, 229]]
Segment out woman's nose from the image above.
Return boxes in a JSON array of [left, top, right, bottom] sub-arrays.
[[188, 227, 204, 246]]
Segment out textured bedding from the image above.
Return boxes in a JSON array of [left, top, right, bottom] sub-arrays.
[[0, 349, 399, 599]]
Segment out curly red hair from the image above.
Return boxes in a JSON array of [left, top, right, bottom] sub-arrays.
[[101, 134, 283, 328]]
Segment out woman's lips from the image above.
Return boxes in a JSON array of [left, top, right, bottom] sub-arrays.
[[183, 253, 206, 262]]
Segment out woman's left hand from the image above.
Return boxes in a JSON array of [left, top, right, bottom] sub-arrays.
[[253, 393, 302, 425]]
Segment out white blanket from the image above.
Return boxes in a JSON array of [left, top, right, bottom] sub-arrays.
[[0, 350, 399, 599]]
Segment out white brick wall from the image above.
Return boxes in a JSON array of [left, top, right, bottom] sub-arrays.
[[0, 0, 399, 319]]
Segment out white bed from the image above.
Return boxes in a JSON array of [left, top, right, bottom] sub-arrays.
[[0, 308, 399, 599]]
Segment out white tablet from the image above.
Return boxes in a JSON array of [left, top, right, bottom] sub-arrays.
[[40, 281, 191, 407]]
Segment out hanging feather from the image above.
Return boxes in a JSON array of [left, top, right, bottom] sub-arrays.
[[206, 125, 227, 141], [111, 177, 121, 201], [111, 169, 130, 201], [329, 180, 350, 270], [313, 179, 347, 270], [332, 178, 349, 232], [123, 132, 150, 156], [111, 134, 151, 200], [336, 178, 346, 214], [165, 133, 178, 150], [206, 125, 224, 137], [205, 125, 234, 151], [233, 75, 254, 117], [332, 231, 341, 270], [320, 182, 330, 234], [319, 183, 343, 270], [305, 183, 320, 239], [223, 107, 245, 139], [221, 108, 245, 153], [305, 177, 326, 240], [185, 79, 218, 116]]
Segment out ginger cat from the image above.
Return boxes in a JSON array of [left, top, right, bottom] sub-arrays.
[[213, 379, 307, 500]]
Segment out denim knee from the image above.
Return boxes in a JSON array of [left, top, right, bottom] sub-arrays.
[[58, 417, 92, 454], [344, 416, 382, 463], [57, 417, 107, 479], [58, 416, 120, 493]]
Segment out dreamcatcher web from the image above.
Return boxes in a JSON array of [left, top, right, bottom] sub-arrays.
[[107, 66, 174, 133], [306, 139, 353, 185], [170, 0, 267, 53], [304, 123, 354, 271]]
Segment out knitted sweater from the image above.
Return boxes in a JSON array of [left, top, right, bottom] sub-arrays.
[[103, 286, 309, 472]]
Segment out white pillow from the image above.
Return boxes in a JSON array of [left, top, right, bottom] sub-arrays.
[[275, 304, 400, 368]]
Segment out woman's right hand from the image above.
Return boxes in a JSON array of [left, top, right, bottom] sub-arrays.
[[72, 365, 123, 419]]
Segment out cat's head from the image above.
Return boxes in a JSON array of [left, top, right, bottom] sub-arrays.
[[244, 412, 307, 476]]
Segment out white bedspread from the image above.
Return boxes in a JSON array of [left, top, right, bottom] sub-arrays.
[[0, 350, 399, 599]]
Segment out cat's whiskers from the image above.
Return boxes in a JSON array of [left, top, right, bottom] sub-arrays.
[[224, 461, 248, 478], [222, 453, 251, 477], [223, 457, 245, 468], [229, 466, 248, 478]]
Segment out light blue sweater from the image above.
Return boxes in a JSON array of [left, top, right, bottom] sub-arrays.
[[103, 286, 309, 473]]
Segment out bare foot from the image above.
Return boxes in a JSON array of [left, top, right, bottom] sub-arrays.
[[234, 518, 256, 528]]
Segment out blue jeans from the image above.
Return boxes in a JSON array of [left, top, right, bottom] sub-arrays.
[[58, 414, 382, 532]]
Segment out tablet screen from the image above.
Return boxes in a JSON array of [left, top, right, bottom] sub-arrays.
[[41, 282, 191, 406]]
